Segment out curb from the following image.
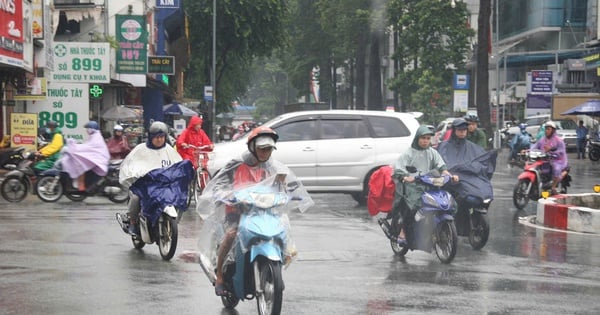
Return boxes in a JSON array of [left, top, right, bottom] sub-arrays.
[[537, 193, 600, 234]]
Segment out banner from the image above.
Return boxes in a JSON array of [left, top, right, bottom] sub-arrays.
[[0, 0, 24, 67], [52, 42, 110, 83], [10, 113, 38, 151], [116, 15, 148, 74]]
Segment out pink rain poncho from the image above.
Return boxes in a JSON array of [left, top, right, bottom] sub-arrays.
[[59, 130, 110, 179]]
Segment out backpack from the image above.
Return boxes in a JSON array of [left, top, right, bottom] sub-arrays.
[[367, 165, 395, 216]]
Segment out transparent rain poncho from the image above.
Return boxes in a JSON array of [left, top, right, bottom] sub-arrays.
[[196, 152, 313, 281]]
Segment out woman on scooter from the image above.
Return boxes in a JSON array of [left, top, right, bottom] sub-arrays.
[[118, 121, 182, 235], [393, 125, 458, 244], [531, 121, 568, 195]]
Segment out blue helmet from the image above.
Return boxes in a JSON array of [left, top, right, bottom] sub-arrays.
[[518, 123, 527, 130], [84, 121, 99, 130]]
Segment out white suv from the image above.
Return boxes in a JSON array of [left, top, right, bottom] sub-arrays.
[[208, 110, 420, 204]]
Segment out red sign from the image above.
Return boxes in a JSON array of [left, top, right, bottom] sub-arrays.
[[0, 0, 24, 65], [12, 134, 36, 145]]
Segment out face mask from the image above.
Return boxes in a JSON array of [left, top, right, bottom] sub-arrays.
[[45, 128, 51, 134], [86, 128, 95, 135]]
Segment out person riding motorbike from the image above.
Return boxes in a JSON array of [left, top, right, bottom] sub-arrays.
[[176, 115, 214, 169], [205, 126, 290, 297], [464, 114, 487, 149], [531, 121, 568, 195], [119, 121, 183, 235], [392, 125, 458, 244], [106, 124, 131, 160], [33, 121, 64, 174], [57, 121, 110, 191], [509, 123, 531, 163], [437, 118, 497, 236]]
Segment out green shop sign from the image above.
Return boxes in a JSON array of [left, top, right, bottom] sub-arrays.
[[116, 15, 147, 74]]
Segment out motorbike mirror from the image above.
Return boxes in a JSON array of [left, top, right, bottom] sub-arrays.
[[406, 166, 417, 173]]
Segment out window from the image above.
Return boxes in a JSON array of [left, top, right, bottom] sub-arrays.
[[274, 120, 317, 142], [367, 116, 411, 138], [55, 11, 80, 35]]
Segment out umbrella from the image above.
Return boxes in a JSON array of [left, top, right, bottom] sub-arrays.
[[163, 103, 198, 116], [561, 99, 600, 116], [101, 105, 141, 121]]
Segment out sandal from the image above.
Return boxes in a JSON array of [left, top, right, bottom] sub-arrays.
[[215, 283, 229, 296]]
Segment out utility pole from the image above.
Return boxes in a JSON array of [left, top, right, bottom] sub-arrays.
[[476, 0, 492, 146]]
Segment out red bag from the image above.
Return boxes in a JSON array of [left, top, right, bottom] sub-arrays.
[[367, 165, 395, 216]]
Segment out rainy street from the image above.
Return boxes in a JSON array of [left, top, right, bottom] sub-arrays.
[[1, 149, 599, 314]]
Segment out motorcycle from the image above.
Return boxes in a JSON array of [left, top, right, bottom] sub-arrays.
[[35, 159, 129, 203], [378, 167, 458, 264], [197, 173, 313, 315], [116, 160, 194, 260], [512, 149, 572, 210], [588, 140, 600, 161], [0, 146, 25, 171], [1, 151, 41, 202]]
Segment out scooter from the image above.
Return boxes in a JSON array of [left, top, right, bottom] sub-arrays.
[[197, 174, 313, 315], [588, 141, 600, 161], [512, 149, 572, 210], [35, 159, 128, 203], [116, 160, 194, 261], [0, 146, 25, 171], [454, 195, 492, 250], [378, 167, 458, 264], [1, 151, 40, 202]]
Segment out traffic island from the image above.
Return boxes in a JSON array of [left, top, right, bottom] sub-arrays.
[[537, 193, 600, 233]]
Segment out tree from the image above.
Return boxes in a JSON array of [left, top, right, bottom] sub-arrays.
[[476, 0, 492, 141], [387, 0, 474, 123]]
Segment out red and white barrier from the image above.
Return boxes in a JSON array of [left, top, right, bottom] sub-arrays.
[[537, 193, 600, 233]]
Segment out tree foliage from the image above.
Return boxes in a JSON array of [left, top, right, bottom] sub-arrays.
[[387, 0, 474, 123]]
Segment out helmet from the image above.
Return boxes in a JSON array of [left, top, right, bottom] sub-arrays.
[[545, 121, 557, 129], [464, 114, 479, 123], [247, 126, 279, 148], [113, 124, 124, 131], [518, 123, 527, 130], [420, 125, 435, 137], [84, 121, 99, 130], [46, 120, 58, 128], [451, 118, 468, 130], [148, 121, 169, 138]]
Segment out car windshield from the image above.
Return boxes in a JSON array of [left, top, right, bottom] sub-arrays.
[[556, 119, 577, 130]]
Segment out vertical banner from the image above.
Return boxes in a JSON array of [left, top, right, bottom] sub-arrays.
[[116, 15, 148, 74], [10, 113, 38, 151], [28, 83, 89, 142], [0, 0, 24, 67], [310, 66, 320, 103]]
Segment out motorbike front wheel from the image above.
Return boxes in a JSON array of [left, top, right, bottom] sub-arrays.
[[589, 147, 600, 161], [108, 184, 129, 204], [0, 175, 28, 202], [469, 212, 489, 250], [157, 213, 178, 260], [434, 220, 457, 264], [36, 175, 64, 202], [256, 258, 283, 315], [513, 179, 531, 210]]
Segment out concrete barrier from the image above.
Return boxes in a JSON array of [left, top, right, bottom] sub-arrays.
[[537, 193, 600, 233]]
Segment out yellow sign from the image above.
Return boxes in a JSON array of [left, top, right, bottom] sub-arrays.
[[10, 113, 38, 151]]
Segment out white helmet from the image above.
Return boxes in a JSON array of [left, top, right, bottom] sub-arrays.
[[545, 121, 557, 129], [113, 124, 124, 131]]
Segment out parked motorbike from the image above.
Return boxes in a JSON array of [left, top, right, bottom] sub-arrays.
[[588, 141, 600, 161], [1, 151, 41, 202], [512, 149, 572, 210], [0, 146, 25, 171], [35, 159, 129, 203], [197, 174, 313, 315], [378, 167, 458, 264], [116, 160, 194, 261]]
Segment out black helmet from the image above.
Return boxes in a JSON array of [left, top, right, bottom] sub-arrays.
[[148, 121, 169, 138], [46, 120, 58, 128], [452, 118, 468, 130], [464, 114, 479, 123]]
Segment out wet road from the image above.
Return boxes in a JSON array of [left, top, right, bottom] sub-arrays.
[[0, 149, 599, 314]]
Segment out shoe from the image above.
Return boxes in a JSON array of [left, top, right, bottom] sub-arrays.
[[38, 186, 46, 193], [128, 224, 140, 236], [215, 283, 229, 296]]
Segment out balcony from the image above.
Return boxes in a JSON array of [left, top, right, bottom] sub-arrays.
[[53, 0, 98, 9]]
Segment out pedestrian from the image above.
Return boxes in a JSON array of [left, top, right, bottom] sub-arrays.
[[576, 120, 588, 159]]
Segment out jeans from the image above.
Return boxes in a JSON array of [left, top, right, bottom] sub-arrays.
[[576, 139, 587, 158]]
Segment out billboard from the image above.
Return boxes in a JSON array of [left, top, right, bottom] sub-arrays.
[[0, 0, 24, 67]]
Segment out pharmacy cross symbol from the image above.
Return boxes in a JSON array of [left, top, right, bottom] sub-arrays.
[[90, 85, 103, 98]]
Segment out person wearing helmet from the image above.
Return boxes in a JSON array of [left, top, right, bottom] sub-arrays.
[[119, 121, 183, 235], [33, 120, 64, 173], [437, 119, 497, 237], [56, 121, 110, 191], [204, 126, 294, 296], [106, 124, 131, 159], [392, 125, 457, 245], [531, 121, 568, 194], [464, 114, 487, 148], [176, 115, 213, 169], [509, 123, 531, 163]]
